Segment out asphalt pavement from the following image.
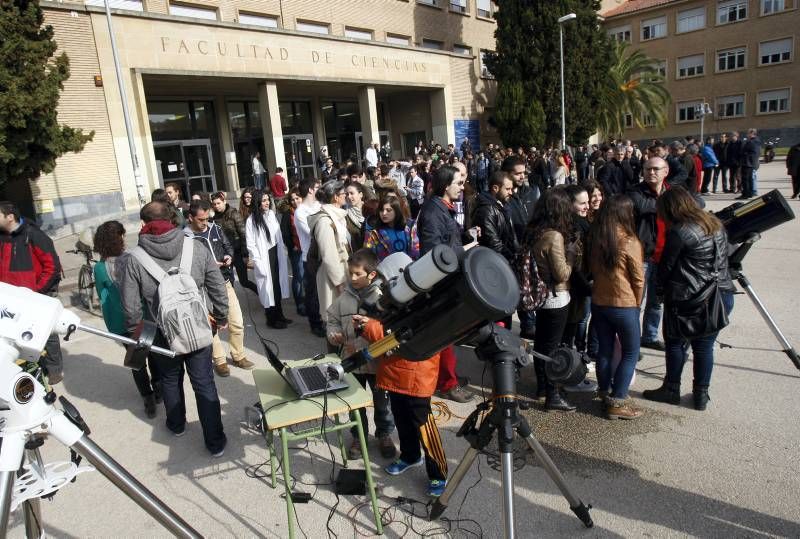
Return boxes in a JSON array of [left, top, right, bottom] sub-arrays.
[[6, 160, 800, 538]]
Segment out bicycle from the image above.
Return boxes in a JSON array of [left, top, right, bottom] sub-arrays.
[[67, 240, 98, 315]]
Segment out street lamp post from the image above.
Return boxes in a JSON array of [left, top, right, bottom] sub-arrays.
[[696, 102, 713, 144], [558, 13, 577, 151]]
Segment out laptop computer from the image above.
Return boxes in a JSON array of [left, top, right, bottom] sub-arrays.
[[263, 343, 348, 398]]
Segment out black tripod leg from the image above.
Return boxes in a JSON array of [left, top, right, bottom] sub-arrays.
[[516, 418, 593, 528], [738, 274, 800, 371], [429, 446, 480, 520]]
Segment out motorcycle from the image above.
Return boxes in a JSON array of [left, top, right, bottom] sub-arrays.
[[764, 137, 780, 163]]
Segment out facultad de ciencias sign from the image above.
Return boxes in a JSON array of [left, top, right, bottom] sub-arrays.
[[159, 37, 428, 72]]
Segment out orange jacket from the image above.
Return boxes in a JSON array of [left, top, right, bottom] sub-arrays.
[[362, 319, 440, 398]]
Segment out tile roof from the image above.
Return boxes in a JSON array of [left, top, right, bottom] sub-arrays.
[[601, 0, 680, 18]]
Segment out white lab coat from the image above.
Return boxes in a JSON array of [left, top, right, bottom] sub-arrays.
[[245, 211, 289, 308]]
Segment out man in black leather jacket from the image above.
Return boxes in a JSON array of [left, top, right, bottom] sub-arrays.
[[597, 145, 634, 195], [503, 155, 538, 244], [739, 128, 762, 199], [472, 171, 518, 262], [211, 192, 256, 292]]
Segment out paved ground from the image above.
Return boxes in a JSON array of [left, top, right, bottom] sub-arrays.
[[7, 160, 800, 538]]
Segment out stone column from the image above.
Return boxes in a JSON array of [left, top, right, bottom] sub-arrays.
[[429, 87, 455, 146], [214, 96, 239, 193], [357, 86, 380, 153], [311, 96, 326, 176], [257, 81, 286, 175]]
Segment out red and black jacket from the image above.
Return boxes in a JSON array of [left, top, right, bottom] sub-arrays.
[[0, 221, 62, 294]]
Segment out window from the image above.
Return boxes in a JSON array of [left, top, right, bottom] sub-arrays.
[[677, 101, 702, 122], [453, 44, 472, 55], [760, 38, 793, 65], [345, 27, 373, 40], [624, 113, 633, 129], [716, 95, 745, 118], [762, 0, 786, 14], [417, 0, 439, 6], [450, 0, 467, 13], [677, 7, 706, 33], [84, 0, 143, 11], [386, 34, 410, 46], [641, 16, 667, 40], [677, 54, 705, 78], [717, 47, 746, 71], [643, 113, 656, 127], [238, 12, 278, 28], [608, 25, 632, 43], [168, 2, 217, 20], [758, 88, 791, 113], [656, 60, 667, 77], [718, 0, 747, 24], [296, 20, 329, 34], [477, 0, 492, 18], [421, 39, 444, 50], [480, 50, 494, 78]]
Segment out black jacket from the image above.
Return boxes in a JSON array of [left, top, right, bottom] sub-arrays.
[[681, 153, 698, 193], [726, 139, 743, 167], [788, 144, 800, 177], [417, 196, 470, 256], [213, 203, 246, 254], [665, 155, 688, 188], [506, 183, 538, 244], [713, 140, 728, 165], [741, 137, 762, 169], [628, 182, 662, 261], [657, 223, 735, 305], [472, 192, 518, 262], [185, 223, 235, 283], [597, 159, 634, 196]]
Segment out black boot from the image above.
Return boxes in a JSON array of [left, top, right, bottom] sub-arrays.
[[642, 381, 681, 405], [545, 389, 576, 412], [693, 385, 710, 411], [534, 360, 548, 400], [143, 394, 157, 419], [265, 307, 287, 329]]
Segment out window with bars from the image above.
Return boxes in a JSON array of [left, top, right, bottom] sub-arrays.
[[758, 88, 791, 113], [718, 0, 747, 24], [759, 38, 793, 65], [641, 16, 667, 40], [677, 54, 705, 78], [717, 47, 746, 71], [716, 95, 745, 118], [677, 7, 706, 33], [762, 0, 786, 14], [677, 101, 702, 122]]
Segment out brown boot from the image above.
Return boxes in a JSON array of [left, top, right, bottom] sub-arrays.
[[607, 398, 643, 420], [378, 435, 397, 459], [214, 363, 230, 377], [347, 438, 362, 460], [232, 358, 255, 370]]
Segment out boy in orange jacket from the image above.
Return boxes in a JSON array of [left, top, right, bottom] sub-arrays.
[[353, 314, 448, 497]]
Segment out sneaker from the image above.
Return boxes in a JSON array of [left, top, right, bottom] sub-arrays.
[[214, 363, 230, 377], [427, 479, 446, 497], [435, 385, 474, 403], [232, 358, 255, 370], [640, 340, 666, 352], [173, 428, 186, 437], [385, 457, 423, 476], [211, 448, 225, 458], [378, 435, 397, 459], [347, 439, 362, 460], [564, 379, 598, 393]]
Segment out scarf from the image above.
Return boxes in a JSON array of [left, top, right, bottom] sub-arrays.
[[139, 220, 175, 236]]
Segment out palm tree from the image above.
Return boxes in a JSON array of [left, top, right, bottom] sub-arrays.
[[597, 40, 671, 139]]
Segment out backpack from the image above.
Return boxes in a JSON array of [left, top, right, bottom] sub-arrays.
[[515, 247, 549, 312], [306, 213, 337, 275], [130, 238, 213, 354]]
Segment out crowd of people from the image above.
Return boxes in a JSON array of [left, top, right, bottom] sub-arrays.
[[3, 128, 790, 496]]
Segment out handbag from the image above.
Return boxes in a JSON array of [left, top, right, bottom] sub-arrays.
[[664, 236, 729, 340]]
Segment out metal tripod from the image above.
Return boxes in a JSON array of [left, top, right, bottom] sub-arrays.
[[429, 325, 593, 538], [726, 234, 800, 371]]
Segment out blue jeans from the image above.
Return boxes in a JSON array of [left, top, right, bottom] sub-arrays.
[[254, 173, 265, 190], [641, 261, 663, 342], [592, 305, 641, 399], [664, 291, 734, 387], [575, 296, 591, 352], [753, 169, 758, 196], [517, 308, 536, 337], [288, 248, 304, 310], [151, 342, 226, 454]]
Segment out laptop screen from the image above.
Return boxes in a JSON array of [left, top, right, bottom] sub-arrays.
[[262, 342, 295, 387]]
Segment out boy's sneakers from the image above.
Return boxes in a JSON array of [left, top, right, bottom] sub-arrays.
[[385, 457, 423, 476], [427, 479, 446, 497]]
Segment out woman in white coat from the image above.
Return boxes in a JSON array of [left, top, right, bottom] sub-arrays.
[[246, 189, 291, 329]]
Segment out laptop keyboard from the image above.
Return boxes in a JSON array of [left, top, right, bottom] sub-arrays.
[[298, 367, 328, 391]]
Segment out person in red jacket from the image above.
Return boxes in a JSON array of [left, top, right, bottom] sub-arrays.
[[356, 314, 448, 498], [0, 201, 64, 383], [269, 167, 288, 198]]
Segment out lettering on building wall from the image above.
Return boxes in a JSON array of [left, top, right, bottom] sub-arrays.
[[159, 37, 426, 72]]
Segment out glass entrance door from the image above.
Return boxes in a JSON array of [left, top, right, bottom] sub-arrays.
[[282, 134, 317, 179], [355, 131, 390, 162], [153, 139, 217, 200]]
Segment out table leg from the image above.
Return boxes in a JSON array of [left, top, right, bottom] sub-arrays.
[[269, 430, 277, 488], [354, 411, 383, 534], [337, 413, 347, 466], [280, 428, 296, 539]]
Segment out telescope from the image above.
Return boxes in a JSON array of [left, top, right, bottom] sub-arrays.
[[341, 245, 593, 538]]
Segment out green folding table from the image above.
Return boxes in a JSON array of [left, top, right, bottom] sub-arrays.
[[252, 358, 383, 538]]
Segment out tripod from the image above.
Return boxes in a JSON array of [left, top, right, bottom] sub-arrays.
[[429, 325, 593, 538], [725, 233, 800, 371]]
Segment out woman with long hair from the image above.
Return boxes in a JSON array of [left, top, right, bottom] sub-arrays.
[[562, 184, 593, 357], [246, 189, 290, 329], [364, 194, 419, 261], [279, 188, 306, 316], [523, 188, 578, 411], [587, 195, 645, 419], [93, 221, 160, 418], [643, 187, 735, 410], [239, 187, 255, 221], [584, 180, 604, 222], [345, 182, 367, 250]]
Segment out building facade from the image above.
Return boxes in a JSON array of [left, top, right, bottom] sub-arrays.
[[19, 0, 498, 234], [601, 0, 799, 144]]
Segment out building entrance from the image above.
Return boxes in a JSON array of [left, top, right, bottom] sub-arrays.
[[355, 131, 390, 163], [153, 139, 217, 199], [282, 134, 317, 179]]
